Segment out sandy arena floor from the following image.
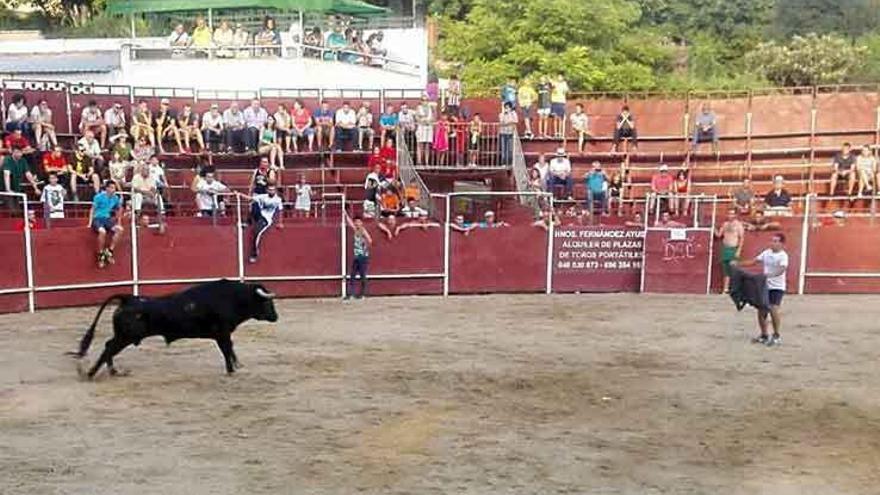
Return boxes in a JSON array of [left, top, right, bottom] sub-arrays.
[[1, 294, 879, 495]]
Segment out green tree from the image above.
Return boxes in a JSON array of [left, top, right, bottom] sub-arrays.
[[745, 33, 866, 86], [772, 0, 880, 40]]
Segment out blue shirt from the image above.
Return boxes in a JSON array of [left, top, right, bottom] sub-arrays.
[[92, 191, 121, 219], [313, 108, 333, 124], [586, 171, 607, 194], [501, 84, 517, 106], [379, 113, 398, 127]]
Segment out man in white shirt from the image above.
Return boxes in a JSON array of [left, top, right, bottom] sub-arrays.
[[131, 165, 163, 220], [240, 185, 284, 263], [243, 99, 268, 152], [103, 102, 127, 139], [356, 102, 374, 151], [733, 233, 789, 346], [223, 102, 246, 153], [78, 131, 105, 170], [79, 100, 108, 149], [570, 103, 590, 154], [334, 101, 357, 152], [201, 103, 225, 152], [195, 172, 229, 217], [40, 172, 66, 219], [548, 147, 573, 199], [400, 198, 427, 218]]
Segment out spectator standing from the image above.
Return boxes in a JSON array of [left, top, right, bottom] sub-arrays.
[[649, 164, 675, 215], [397, 102, 416, 152], [674, 168, 691, 215], [79, 100, 108, 149], [467, 113, 482, 167], [829, 142, 857, 196], [477, 210, 510, 228], [243, 99, 269, 153], [498, 103, 519, 165], [379, 104, 398, 145], [764, 176, 792, 214], [517, 79, 537, 139], [550, 74, 569, 138], [40, 172, 66, 219], [715, 209, 745, 293], [446, 74, 462, 117], [201, 103, 224, 152], [313, 101, 335, 151], [536, 76, 552, 138], [345, 215, 373, 300], [294, 174, 312, 217], [570, 103, 590, 154], [223, 102, 246, 153], [415, 96, 435, 165], [401, 198, 427, 218], [291, 100, 315, 152], [89, 181, 124, 268], [5, 94, 31, 136], [334, 101, 358, 152], [356, 102, 374, 151], [500, 78, 517, 110], [194, 171, 229, 217], [585, 161, 608, 215], [548, 148, 573, 199], [856, 144, 877, 196], [692, 103, 719, 153], [612, 105, 638, 153], [433, 114, 450, 166], [30, 99, 56, 150], [103, 102, 127, 140]]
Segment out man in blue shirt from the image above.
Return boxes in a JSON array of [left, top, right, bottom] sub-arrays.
[[585, 161, 609, 215], [379, 104, 399, 144], [89, 181, 124, 268], [312, 101, 335, 151], [500, 78, 517, 110]]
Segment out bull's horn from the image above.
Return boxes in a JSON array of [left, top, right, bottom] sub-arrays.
[[256, 288, 276, 299]]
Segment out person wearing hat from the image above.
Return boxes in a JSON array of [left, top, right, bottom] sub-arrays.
[[585, 161, 609, 216], [200, 103, 224, 153], [764, 175, 792, 216], [548, 147, 573, 199], [103, 101, 127, 141], [477, 210, 509, 228], [79, 99, 108, 150], [154, 98, 182, 154], [649, 164, 674, 215]]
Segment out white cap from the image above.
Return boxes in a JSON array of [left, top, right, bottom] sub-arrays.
[[160, 98, 170, 104], [555, 147, 567, 156], [774, 175, 784, 182], [659, 164, 669, 171], [484, 210, 495, 217]]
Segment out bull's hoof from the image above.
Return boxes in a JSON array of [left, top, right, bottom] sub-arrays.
[[109, 367, 131, 377], [233, 361, 244, 370], [75, 359, 89, 379]]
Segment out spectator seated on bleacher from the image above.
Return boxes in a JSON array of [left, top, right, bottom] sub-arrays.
[[233, 23, 251, 58], [70, 147, 100, 197], [313, 101, 335, 151], [107, 151, 130, 188], [855, 144, 877, 197], [258, 117, 285, 169], [255, 16, 282, 57], [177, 104, 205, 153], [692, 104, 719, 154], [244, 99, 269, 153], [191, 17, 213, 55], [223, 102, 247, 153], [764, 176, 792, 216], [147, 156, 168, 205], [325, 25, 347, 61], [829, 142, 857, 197], [608, 170, 628, 216], [131, 136, 154, 164], [103, 102, 127, 140], [654, 211, 685, 228], [213, 21, 235, 58], [291, 100, 315, 152], [356, 103, 375, 151], [612, 105, 638, 153], [78, 131, 105, 170], [155, 98, 182, 154], [30, 99, 57, 151], [40, 172, 66, 219], [201, 103, 224, 152], [624, 211, 644, 228], [273, 104, 292, 153], [42, 146, 75, 198], [366, 31, 387, 67], [649, 164, 675, 215], [548, 148, 573, 199], [4, 128, 36, 159], [585, 161, 608, 216], [194, 171, 229, 217], [130, 100, 155, 147], [5, 94, 31, 136], [303, 27, 323, 58], [168, 24, 191, 56], [732, 178, 756, 215], [79, 100, 108, 149], [532, 208, 561, 231], [3, 147, 40, 202], [570, 104, 590, 154], [131, 164, 164, 223], [745, 208, 781, 232], [674, 168, 691, 215], [334, 102, 358, 152]]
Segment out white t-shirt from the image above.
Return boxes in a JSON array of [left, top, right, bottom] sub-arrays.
[[533, 162, 549, 181], [294, 183, 312, 211], [549, 157, 571, 177], [335, 108, 357, 127], [7, 103, 28, 123], [401, 205, 427, 218], [40, 184, 66, 218], [253, 193, 283, 224], [196, 179, 228, 211], [756, 249, 789, 291], [570, 112, 589, 132]]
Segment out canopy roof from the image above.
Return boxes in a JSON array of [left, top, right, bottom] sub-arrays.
[[107, 0, 387, 15]]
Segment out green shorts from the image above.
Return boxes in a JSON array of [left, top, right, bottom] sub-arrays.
[[721, 246, 738, 276]]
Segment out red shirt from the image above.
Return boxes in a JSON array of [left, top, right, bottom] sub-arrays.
[[42, 153, 68, 173], [292, 108, 311, 129], [380, 145, 396, 161], [382, 160, 397, 179], [651, 172, 674, 193], [367, 153, 384, 170], [4, 134, 30, 150], [15, 219, 42, 232]]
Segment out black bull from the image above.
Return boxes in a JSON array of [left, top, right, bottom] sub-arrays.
[[71, 280, 279, 378]]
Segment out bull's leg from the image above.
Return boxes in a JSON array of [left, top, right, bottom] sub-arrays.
[[86, 337, 129, 379], [215, 334, 236, 374], [230, 347, 243, 369]]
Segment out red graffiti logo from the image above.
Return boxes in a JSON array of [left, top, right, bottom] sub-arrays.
[[663, 239, 701, 262]]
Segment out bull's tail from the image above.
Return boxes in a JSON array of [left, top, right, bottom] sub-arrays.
[[69, 294, 133, 358]]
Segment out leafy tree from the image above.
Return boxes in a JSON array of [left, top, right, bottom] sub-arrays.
[[772, 0, 880, 40], [745, 33, 866, 86]]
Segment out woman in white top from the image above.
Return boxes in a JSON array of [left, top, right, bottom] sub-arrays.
[[6, 94, 31, 135], [30, 100, 57, 149], [856, 144, 877, 196], [213, 21, 235, 58], [294, 174, 312, 218]]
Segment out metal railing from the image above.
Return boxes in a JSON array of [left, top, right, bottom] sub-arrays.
[[397, 122, 512, 169], [395, 130, 432, 213]]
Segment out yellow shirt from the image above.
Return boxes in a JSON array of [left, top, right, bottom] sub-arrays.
[[518, 86, 537, 108], [551, 80, 569, 103], [192, 26, 213, 48]]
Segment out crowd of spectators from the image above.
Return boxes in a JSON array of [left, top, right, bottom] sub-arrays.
[[165, 14, 389, 66]]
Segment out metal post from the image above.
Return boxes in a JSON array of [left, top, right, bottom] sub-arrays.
[[130, 14, 136, 39], [545, 194, 554, 294], [639, 202, 650, 293], [798, 193, 811, 295], [130, 198, 139, 296], [207, 8, 213, 30], [21, 195, 35, 313], [443, 194, 450, 296], [65, 86, 73, 139], [236, 194, 244, 282], [706, 196, 718, 295], [340, 194, 347, 298]]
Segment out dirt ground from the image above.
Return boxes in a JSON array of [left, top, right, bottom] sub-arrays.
[[1, 294, 880, 495]]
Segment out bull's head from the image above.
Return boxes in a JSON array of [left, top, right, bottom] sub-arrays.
[[252, 284, 279, 323]]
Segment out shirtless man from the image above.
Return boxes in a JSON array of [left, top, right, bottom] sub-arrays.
[[715, 209, 745, 293]]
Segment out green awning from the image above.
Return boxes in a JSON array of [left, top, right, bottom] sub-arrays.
[[107, 0, 387, 16]]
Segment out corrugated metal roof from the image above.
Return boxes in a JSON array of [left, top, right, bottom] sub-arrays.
[[0, 51, 119, 74]]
